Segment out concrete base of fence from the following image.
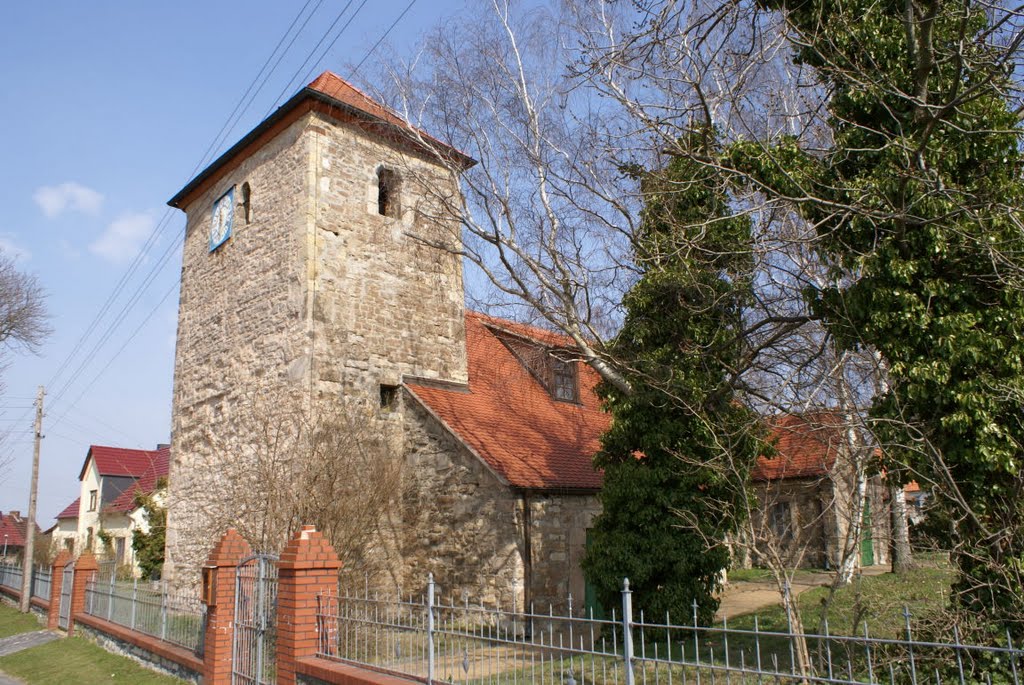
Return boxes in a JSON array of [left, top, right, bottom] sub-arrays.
[[296, 657, 425, 685], [75, 613, 203, 684]]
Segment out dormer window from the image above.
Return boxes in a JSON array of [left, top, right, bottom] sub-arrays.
[[551, 357, 578, 402], [377, 167, 400, 218], [495, 328, 580, 403]]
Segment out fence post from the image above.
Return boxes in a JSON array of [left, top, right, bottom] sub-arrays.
[[107, 572, 115, 621], [131, 578, 137, 631], [622, 578, 635, 685], [203, 528, 252, 685], [276, 525, 342, 685], [47, 550, 71, 630], [428, 573, 436, 685], [69, 550, 99, 637]]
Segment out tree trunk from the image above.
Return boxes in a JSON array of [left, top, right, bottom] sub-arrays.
[[890, 484, 913, 572]]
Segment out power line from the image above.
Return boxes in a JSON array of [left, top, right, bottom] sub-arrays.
[[21, 1, 428, 445], [348, 0, 421, 79]]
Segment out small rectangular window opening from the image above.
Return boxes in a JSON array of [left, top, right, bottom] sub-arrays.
[[380, 384, 400, 411], [88, 490, 98, 512], [377, 168, 399, 217]]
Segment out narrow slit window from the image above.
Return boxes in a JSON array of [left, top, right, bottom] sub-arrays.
[[241, 182, 252, 224], [377, 168, 399, 217]]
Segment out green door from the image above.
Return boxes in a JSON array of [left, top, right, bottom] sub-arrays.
[[584, 530, 606, 620], [860, 499, 875, 566]]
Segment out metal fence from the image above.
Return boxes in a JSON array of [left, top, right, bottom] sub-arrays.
[[31, 565, 50, 602], [316, 575, 1024, 685], [85, 574, 206, 655], [0, 562, 22, 594], [0, 561, 50, 603]]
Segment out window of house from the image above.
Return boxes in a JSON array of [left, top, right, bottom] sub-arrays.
[[86, 527, 94, 552], [377, 167, 400, 218], [769, 501, 792, 541], [88, 490, 97, 512], [241, 182, 252, 224], [551, 357, 578, 402], [380, 384, 399, 412], [115, 537, 126, 564], [64, 538, 75, 553]]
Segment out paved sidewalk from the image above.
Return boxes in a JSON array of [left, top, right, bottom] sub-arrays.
[[0, 630, 60, 658]]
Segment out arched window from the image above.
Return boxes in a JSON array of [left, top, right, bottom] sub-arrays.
[[377, 167, 399, 218], [241, 182, 252, 224]]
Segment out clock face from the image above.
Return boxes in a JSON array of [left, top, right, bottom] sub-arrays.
[[209, 187, 235, 252]]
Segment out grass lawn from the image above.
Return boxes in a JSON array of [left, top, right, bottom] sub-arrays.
[[0, 601, 186, 684], [726, 556, 954, 639], [0, 636, 186, 684], [0, 602, 45, 639]]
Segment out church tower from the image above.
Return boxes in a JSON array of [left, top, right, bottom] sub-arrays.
[[163, 73, 472, 580]]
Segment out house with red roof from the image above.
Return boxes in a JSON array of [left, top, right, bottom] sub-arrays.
[[0, 511, 41, 561], [747, 413, 891, 569], [51, 444, 169, 574], [161, 68, 893, 608]]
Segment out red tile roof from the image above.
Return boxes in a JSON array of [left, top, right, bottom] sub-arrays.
[[170, 71, 473, 209], [752, 413, 846, 481], [56, 498, 80, 520], [406, 312, 608, 491], [79, 445, 166, 481], [104, 446, 170, 514], [0, 512, 40, 547]]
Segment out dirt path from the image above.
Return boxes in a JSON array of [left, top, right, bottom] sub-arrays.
[[715, 565, 891, 620]]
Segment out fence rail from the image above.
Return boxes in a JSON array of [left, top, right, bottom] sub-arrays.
[[85, 575, 206, 655], [316, 576, 1024, 685]]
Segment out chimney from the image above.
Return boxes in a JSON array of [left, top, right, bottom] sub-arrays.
[[157, 444, 170, 450], [8, 511, 19, 520]]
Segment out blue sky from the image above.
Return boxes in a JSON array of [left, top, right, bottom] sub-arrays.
[[0, 1, 469, 525]]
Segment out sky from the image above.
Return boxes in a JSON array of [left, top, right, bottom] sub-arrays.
[[0, 0, 470, 525]]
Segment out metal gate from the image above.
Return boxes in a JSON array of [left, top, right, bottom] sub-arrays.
[[57, 561, 74, 630], [232, 553, 279, 685]]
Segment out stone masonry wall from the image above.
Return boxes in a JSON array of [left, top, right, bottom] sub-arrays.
[[308, 111, 467, 402], [527, 493, 601, 615], [167, 108, 469, 587], [166, 114, 315, 584], [397, 393, 524, 608]]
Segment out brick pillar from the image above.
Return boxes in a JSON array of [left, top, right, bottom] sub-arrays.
[[203, 529, 252, 685], [47, 550, 71, 630], [276, 525, 342, 685], [68, 550, 98, 636]]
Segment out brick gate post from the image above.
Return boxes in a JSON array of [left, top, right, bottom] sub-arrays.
[[276, 525, 342, 685], [68, 550, 98, 636], [202, 528, 252, 685], [47, 550, 71, 630]]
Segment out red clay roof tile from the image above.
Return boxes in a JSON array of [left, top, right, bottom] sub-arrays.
[[406, 312, 608, 491]]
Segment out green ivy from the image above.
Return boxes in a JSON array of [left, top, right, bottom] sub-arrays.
[[733, 0, 1024, 637], [583, 131, 764, 623]]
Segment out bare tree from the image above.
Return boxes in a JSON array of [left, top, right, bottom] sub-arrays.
[[0, 251, 49, 355]]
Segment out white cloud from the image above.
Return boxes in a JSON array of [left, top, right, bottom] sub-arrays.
[[33, 182, 104, 218], [0, 235, 30, 262], [89, 212, 155, 264]]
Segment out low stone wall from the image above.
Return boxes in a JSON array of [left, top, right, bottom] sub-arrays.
[[74, 613, 203, 684]]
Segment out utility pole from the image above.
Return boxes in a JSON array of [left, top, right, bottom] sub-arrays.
[[19, 386, 42, 613]]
